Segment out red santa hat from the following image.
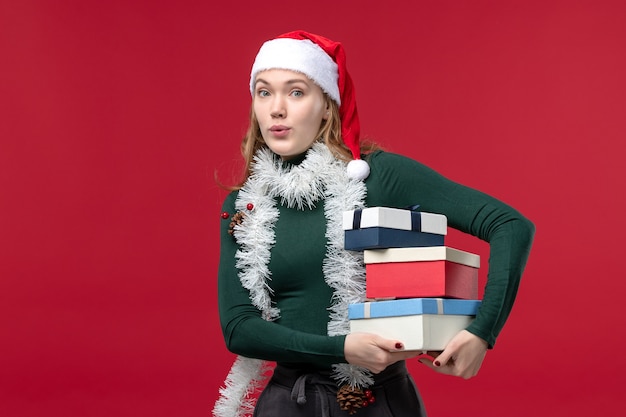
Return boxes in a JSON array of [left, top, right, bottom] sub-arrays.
[[249, 30, 370, 180]]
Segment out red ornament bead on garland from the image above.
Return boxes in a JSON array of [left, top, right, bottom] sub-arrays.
[[221, 212, 229, 219], [246, 203, 254, 211]]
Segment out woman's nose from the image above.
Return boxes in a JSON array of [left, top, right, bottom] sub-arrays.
[[270, 96, 286, 118]]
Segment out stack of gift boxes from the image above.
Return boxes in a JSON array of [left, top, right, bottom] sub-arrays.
[[343, 207, 482, 351]]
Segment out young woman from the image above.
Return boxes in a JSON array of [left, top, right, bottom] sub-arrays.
[[214, 31, 534, 417]]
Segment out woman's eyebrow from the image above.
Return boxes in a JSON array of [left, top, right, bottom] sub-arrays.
[[254, 78, 309, 87]]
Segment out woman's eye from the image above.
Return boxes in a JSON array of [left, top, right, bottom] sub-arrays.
[[291, 90, 304, 97], [257, 90, 270, 97]]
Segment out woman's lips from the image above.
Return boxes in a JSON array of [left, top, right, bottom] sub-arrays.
[[269, 125, 291, 138]]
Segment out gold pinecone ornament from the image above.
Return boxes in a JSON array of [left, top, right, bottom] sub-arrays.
[[336, 385, 375, 414]]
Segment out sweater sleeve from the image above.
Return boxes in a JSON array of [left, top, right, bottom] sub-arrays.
[[365, 151, 535, 348], [217, 192, 346, 367]]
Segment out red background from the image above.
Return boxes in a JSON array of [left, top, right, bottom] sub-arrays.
[[2, 1, 625, 416]]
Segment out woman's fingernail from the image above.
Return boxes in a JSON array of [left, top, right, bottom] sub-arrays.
[[395, 342, 403, 349], [434, 360, 441, 367]]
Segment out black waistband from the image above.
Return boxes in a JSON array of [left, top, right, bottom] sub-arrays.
[[271, 360, 408, 391]]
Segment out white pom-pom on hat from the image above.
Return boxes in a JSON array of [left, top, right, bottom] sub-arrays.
[[347, 159, 370, 181]]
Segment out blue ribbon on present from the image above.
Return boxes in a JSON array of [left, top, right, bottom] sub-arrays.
[[409, 210, 422, 231], [352, 209, 363, 230], [405, 204, 422, 231], [352, 205, 422, 230]]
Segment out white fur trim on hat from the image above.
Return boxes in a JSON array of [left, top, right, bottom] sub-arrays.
[[250, 38, 340, 105]]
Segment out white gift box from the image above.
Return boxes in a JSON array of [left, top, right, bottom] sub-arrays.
[[342, 207, 447, 234], [343, 207, 447, 251], [349, 298, 481, 351]]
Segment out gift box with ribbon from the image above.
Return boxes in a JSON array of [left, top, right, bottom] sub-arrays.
[[349, 298, 481, 351], [342, 207, 447, 251], [364, 246, 480, 300]]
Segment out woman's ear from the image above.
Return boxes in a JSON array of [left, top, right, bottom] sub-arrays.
[[323, 100, 330, 120]]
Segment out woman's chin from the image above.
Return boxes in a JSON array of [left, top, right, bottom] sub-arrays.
[[266, 143, 311, 160]]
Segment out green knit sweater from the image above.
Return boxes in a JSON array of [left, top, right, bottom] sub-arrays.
[[218, 150, 534, 369]]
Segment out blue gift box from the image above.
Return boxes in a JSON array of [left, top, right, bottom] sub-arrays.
[[348, 298, 482, 351], [348, 298, 481, 319], [343, 207, 447, 251], [345, 228, 444, 251]]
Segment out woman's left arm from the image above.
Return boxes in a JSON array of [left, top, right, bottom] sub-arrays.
[[365, 151, 535, 376]]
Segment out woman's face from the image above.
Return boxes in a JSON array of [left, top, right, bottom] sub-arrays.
[[253, 69, 328, 159]]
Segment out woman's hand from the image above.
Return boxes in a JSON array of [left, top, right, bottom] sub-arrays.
[[344, 332, 421, 374], [418, 330, 488, 379]]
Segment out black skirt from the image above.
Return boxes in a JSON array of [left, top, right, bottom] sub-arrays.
[[253, 361, 427, 417]]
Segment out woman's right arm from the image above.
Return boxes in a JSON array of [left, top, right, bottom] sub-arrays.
[[217, 192, 345, 367]]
